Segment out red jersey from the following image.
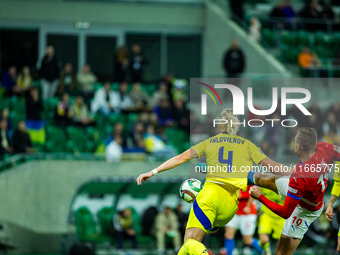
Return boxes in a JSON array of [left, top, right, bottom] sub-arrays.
[[288, 142, 340, 211], [236, 186, 257, 215]]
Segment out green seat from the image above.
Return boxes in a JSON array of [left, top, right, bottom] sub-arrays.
[[44, 140, 65, 152], [93, 82, 103, 92], [107, 114, 125, 126], [10, 97, 25, 115], [0, 98, 10, 111], [166, 128, 189, 153], [281, 31, 297, 45], [75, 207, 110, 243], [44, 97, 59, 112], [261, 28, 277, 46], [66, 127, 88, 152], [280, 44, 299, 64], [97, 207, 115, 236], [297, 31, 312, 47], [316, 45, 336, 58]]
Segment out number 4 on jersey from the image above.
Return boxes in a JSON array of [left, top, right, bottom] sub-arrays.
[[218, 147, 233, 172]]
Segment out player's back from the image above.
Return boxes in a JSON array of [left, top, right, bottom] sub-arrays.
[[290, 142, 340, 211], [191, 132, 266, 191]]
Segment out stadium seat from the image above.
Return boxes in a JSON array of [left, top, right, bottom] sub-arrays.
[[280, 44, 300, 64], [97, 207, 115, 237], [280, 31, 297, 45], [316, 45, 336, 58], [262, 28, 277, 46], [297, 31, 312, 47], [75, 207, 110, 243]]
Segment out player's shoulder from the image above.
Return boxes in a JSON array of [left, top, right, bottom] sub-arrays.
[[316, 141, 339, 155]]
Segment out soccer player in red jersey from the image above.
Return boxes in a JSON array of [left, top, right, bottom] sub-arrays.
[[249, 127, 340, 255]]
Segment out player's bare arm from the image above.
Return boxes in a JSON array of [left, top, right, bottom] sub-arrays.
[[326, 194, 338, 221], [136, 149, 197, 185]]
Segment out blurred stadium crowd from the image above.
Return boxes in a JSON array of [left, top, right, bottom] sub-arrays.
[[0, 44, 190, 161], [243, 0, 340, 77]]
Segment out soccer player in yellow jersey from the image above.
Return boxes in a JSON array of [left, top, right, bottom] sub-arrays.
[[258, 188, 285, 255], [325, 163, 340, 253], [136, 108, 288, 255]]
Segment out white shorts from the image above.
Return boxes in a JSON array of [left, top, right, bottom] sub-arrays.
[[275, 176, 323, 239], [226, 214, 257, 236]]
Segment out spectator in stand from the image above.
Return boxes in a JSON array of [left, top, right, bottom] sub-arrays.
[[128, 122, 145, 148], [2, 66, 19, 97], [149, 113, 163, 137], [113, 45, 129, 82], [282, 0, 296, 28], [299, 0, 320, 30], [323, 112, 340, 143], [249, 17, 261, 42], [91, 82, 118, 116], [223, 39, 245, 79], [152, 83, 169, 108], [54, 93, 73, 126], [300, 0, 320, 19], [106, 135, 123, 162], [137, 112, 150, 131], [130, 44, 147, 82], [154, 99, 173, 127], [117, 82, 133, 113], [269, 2, 285, 29], [159, 74, 174, 105], [328, 103, 340, 125], [130, 82, 150, 111], [320, 2, 335, 20], [307, 115, 323, 140], [0, 109, 12, 136], [59, 63, 76, 95], [71, 96, 94, 127], [77, 64, 97, 101], [173, 99, 189, 133], [0, 119, 12, 158], [25, 88, 44, 121], [39, 46, 60, 99], [12, 121, 33, 154], [153, 207, 181, 254], [144, 125, 176, 158], [298, 46, 327, 78], [174, 204, 188, 240], [104, 123, 126, 148], [113, 208, 138, 251], [17, 66, 33, 94]]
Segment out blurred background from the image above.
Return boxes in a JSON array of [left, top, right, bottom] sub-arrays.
[[1, 0, 340, 254]]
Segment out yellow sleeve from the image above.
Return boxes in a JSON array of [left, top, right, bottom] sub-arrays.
[[331, 180, 340, 197], [247, 141, 267, 164], [332, 163, 340, 197], [191, 140, 207, 159]]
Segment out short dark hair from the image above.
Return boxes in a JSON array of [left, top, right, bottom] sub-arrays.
[[296, 127, 317, 152]]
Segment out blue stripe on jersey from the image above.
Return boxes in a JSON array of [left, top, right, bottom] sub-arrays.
[[193, 199, 218, 231], [287, 192, 301, 200], [193, 199, 212, 230], [305, 221, 309, 228]]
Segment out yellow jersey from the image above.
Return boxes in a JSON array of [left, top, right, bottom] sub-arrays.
[[191, 132, 266, 191], [260, 188, 284, 218], [331, 162, 340, 197]]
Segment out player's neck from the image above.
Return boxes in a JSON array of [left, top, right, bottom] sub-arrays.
[[299, 151, 315, 163]]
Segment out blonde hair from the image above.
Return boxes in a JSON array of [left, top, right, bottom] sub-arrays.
[[219, 108, 239, 136]]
